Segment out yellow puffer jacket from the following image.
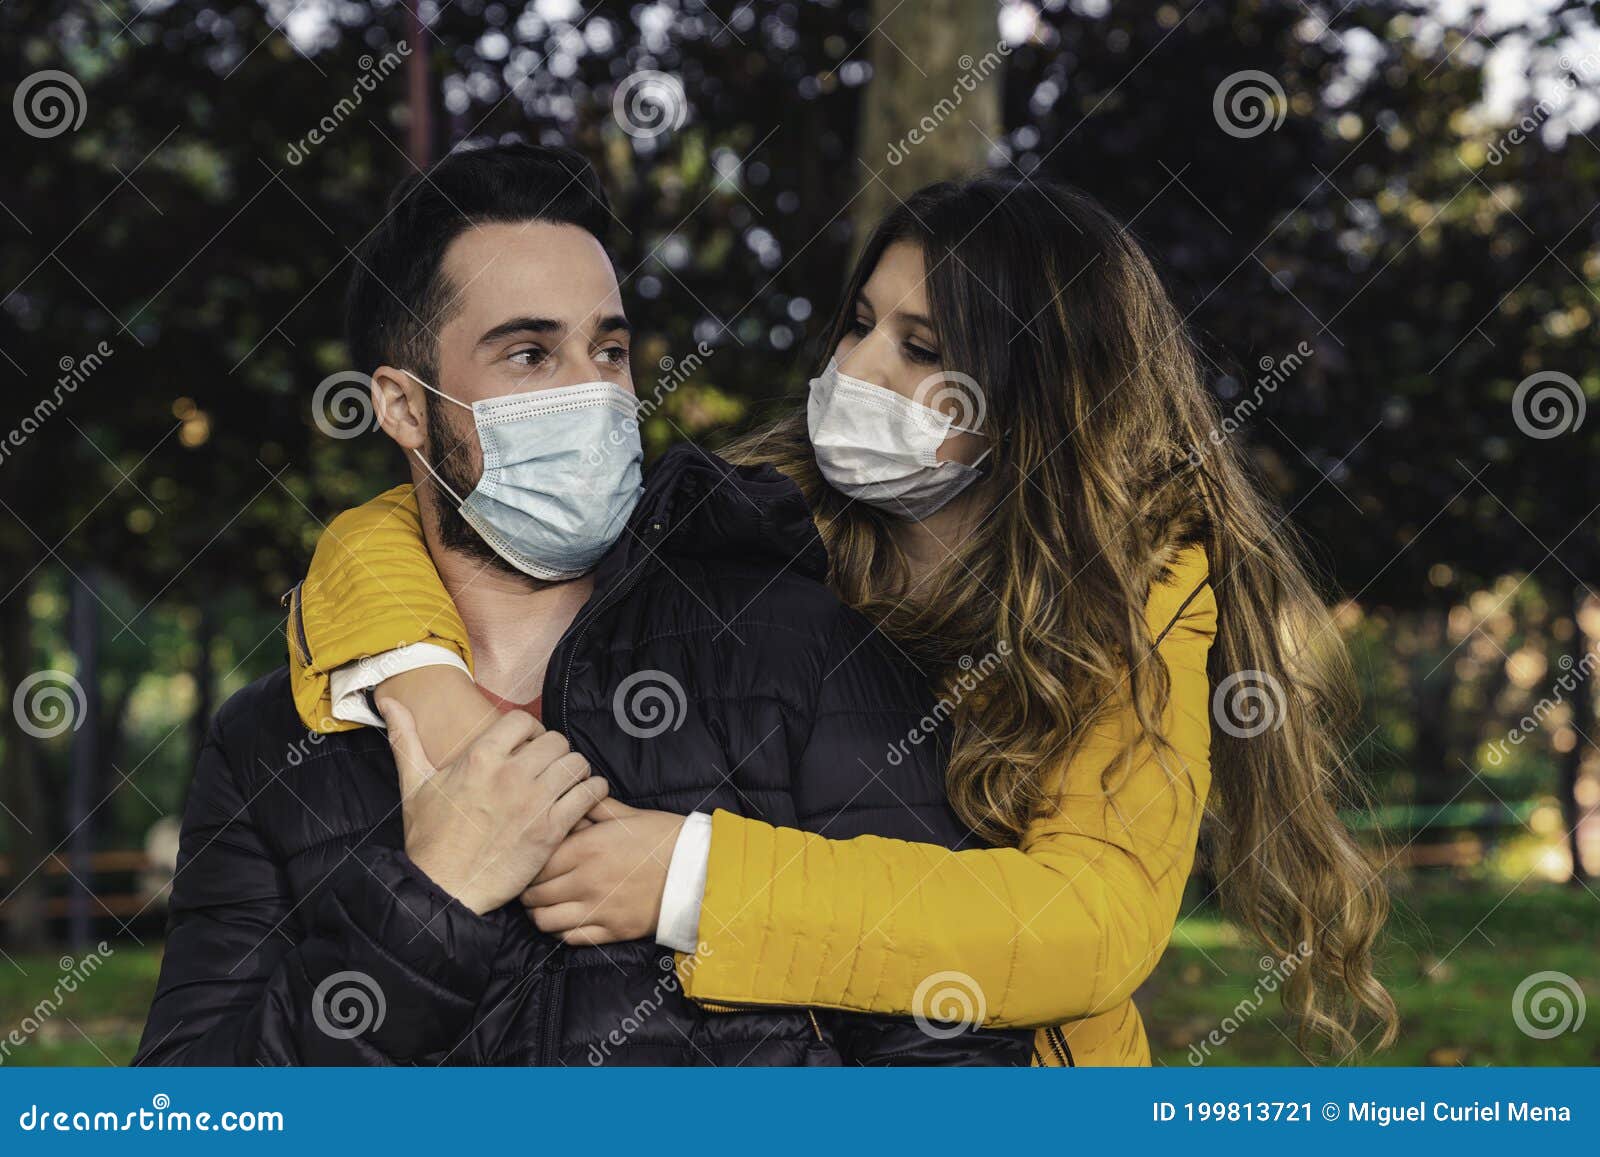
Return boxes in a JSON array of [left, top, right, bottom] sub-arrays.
[[286, 488, 1216, 1067]]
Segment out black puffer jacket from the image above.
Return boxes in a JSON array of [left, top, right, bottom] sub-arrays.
[[135, 445, 1031, 1067]]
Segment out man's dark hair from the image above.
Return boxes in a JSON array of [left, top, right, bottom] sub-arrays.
[[345, 142, 613, 379]]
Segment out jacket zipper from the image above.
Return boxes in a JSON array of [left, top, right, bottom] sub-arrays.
[[1045, 1025, 1075, 1066], [553, 520, 665, 732], [284, 582, 311, 668], [534, 522, 663, 1066], [538, 958, 567, 1066]]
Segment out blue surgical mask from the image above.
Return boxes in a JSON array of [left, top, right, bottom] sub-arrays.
[[402, 370, 644, 581]]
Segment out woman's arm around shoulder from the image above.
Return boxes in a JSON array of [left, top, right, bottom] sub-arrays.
[[678, 546, 1217, 1028], [287, 484, 474, 735]]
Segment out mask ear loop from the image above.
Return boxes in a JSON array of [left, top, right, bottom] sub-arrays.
[[942, 416, 997, 471], [394, 368, 473, 507]]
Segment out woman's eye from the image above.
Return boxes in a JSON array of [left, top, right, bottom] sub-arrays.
[[904, 342, 940, 366], [849, 318, 872, 337]]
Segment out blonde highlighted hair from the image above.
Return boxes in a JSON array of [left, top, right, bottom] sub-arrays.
[[726, 174, 1396, 1059]]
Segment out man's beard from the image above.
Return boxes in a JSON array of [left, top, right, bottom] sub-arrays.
[[423, 398, 534, 583]]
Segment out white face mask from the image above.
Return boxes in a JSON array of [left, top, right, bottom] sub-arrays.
[[402, 370, 643, 582], [807, 358, 988, 520]]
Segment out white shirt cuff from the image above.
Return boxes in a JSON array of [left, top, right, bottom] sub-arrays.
[[656, 811, 712, 953], [327, 643, 472, 728]]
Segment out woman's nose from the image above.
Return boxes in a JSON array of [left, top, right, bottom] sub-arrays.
[[837, 329, 895, 390]]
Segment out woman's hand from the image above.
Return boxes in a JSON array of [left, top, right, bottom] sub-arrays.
[[520, 800, 685, 945]]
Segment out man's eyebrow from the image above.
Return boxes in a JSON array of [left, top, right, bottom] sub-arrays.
[[593, 313, 631, 337], [475, 316, 564, 347]]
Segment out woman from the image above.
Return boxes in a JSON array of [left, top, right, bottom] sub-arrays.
[[291, 173, 1396, 1064]]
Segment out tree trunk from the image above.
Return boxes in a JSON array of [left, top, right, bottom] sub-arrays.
[[0, 572, 49, 952], [189, 602, 215, 766], [1559, 585, 1593, 884], [853, 0, 1005, 242], [1411, 604, 1464, 867], [66, 571, 101, 949]]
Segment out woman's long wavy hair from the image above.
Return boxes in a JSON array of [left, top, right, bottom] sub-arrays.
[[724, 174, 1396, 1059]]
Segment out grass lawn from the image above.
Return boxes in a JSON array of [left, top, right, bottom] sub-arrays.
[[1144, 878, 1599, 1066], [1, 879, 1594, 1066]]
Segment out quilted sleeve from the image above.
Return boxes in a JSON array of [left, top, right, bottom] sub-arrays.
[[678, 547, 1216, 1029], [134, 716, 501, 1065], [288, 485, 472, 732]]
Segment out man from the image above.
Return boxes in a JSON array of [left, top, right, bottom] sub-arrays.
[[135, 143, 1028, 1065]]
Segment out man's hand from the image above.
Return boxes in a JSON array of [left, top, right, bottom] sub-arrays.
[[519, 800, 684, 945], [379, 698, 609, 916]]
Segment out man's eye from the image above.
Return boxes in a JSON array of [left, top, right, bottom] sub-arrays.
[[508, 347, 546, 366], [598, 345, 631, 366]]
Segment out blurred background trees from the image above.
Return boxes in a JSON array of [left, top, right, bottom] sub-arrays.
[[2, 0, 1598, 1052]]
